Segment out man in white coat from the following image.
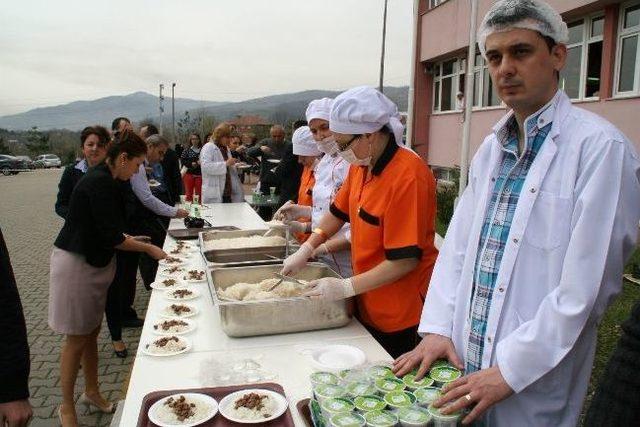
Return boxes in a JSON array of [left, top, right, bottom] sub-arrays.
[[393, 1, 640, 425]]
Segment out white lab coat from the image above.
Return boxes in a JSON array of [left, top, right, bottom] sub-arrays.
[[419, 91, 640, 426], [313, 153, 353, 277], [200, 143, 245, 203]]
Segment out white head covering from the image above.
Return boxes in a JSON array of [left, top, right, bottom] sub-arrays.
[[330, 86, 404, 146], [292, 126, 321, 157], [305, 98, 333, 123], [478, 0, 569, 58]]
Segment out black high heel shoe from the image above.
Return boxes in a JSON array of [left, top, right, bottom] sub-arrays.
[[112, 341, 128, 358]]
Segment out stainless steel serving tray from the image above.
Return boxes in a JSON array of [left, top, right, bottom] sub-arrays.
[[207, 263, 353, 337], [199, 228, 290, 267]]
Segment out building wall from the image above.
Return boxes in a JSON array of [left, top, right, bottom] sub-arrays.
[[412, 0, 640, 168]]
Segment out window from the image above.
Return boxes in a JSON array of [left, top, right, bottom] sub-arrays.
[[615, 2, 640, 95], [560, 15, 604, 100], [429, 0, 449, 9], [472, 52, 501, 108], [432, 58, 465, 112]]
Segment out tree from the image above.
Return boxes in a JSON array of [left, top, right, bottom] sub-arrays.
[[25, 126, 50, 154], [176, 111, 202, 144], [0, 136, 10, 155]]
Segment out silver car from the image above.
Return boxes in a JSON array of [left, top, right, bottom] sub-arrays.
[[35, 154, 62, 168]]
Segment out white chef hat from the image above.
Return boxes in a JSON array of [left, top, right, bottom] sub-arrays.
[[305, 98, 333, 123], [292, 126, 321, 157], [330, 86, 405, 146], [478, 0, 569, 58]]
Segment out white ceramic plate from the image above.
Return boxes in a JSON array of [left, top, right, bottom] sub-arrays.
[[159, 257, 188, 268], [150, 278, 188, 290], [159, 303, 199, 318], [151, 317, 196, 335], [148, 392, 218, 427], [310, 344, 366, 372], [218, 389, 288, 424], [166, 247, 197, 257], [180, 271, 207, 284], [164, 287, 201, 301], [157, 266, 188, 278], [141, 335, 192, 357]]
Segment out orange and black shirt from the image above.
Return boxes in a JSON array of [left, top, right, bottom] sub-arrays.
[[330, 141, 438, 333], [295, 165, 316, 243]]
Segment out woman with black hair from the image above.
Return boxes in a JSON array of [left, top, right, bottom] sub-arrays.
[[49, 130, 166, 426]]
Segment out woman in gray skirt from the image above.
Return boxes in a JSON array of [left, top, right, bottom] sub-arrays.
[[49, 130, 167, 427]]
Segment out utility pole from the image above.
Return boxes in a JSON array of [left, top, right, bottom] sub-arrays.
[[159, 83, 165, 136], [379, 0, 388, 93], [459, 0, 479, 197], [171, 82, 176, 144]]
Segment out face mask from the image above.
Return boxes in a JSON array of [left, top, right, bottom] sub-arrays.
[[339, 137, 371, 167], [317, 136, 339, 155]]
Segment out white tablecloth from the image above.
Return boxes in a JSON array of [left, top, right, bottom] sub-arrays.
[[118, 202, 392, 426]]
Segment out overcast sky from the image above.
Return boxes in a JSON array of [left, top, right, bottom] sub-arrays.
[[0, 0, 414, 116]]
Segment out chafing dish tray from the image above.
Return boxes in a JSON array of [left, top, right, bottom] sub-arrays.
[[207, 263, 353, 337], [199, 228, 290, 266]]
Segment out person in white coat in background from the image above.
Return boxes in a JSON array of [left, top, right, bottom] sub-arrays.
[[393, 1, 640, 425], [275, 98, 353, 277], [200, 123, 243, 204]]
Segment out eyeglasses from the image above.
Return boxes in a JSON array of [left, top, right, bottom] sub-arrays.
[[336, 135, 361, 152]]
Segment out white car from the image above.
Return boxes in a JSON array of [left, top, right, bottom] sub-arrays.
[[35, 154, 62, 168]]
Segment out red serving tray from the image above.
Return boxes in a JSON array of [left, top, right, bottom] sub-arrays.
[[136, 382, 294, 426]]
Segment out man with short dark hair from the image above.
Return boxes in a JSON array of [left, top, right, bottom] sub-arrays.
[[140, 123, 182, 205], [393, 1, 640, 425]]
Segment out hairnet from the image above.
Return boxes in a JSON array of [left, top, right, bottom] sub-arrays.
[[305, 98, 333, 123], [330, 86, 405, 146], [292, 126, 321, 157], [478, 0, 569, 58]]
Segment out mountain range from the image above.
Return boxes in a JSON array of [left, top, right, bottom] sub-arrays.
[[0, 87, 409, 131]]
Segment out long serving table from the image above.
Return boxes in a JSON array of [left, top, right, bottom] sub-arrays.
[[118, 202, 392, 426]]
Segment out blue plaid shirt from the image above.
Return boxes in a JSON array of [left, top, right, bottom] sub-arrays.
[[466, 109, 553, 374]]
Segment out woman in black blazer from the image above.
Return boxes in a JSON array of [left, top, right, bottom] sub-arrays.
[[49, 131, 166, 426], [54, 126, 110, 219]]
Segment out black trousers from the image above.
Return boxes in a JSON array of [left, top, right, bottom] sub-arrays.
[[138, 217, 168, 289], [363, 322, 421, 359], [105, 250, 139, 341]]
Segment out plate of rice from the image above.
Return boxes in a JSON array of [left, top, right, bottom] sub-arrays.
[[160, 303, 199, 318], [152, 318, 195, 335], [142, 335, 191, 357], [181, 270, 207, 284], [159, 256, 189, 267], [158, 266, 188, 278], [165, 288, 200, 301], [148, 393, 217, 426], [218, 389, 288, 423], [151, 278, 188, 290]]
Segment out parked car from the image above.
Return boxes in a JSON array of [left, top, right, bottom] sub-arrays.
[[34, 154, 62, 168], [14, 155, 35, 169], [0, 154, 29, 175]]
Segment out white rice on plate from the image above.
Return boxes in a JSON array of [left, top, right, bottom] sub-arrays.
[[151, 394, 214, 425], [152, 318, 193, 334], [161, 303, 198, 318], [144, 336, 189, 356], [226, 393, 277, 420]]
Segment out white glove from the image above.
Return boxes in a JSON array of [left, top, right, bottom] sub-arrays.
[[312, 243, 330, 258], [274, 201, 311, 221], [303, 277, 355, 301], [287, 221, 309, 234], [280, 242, 314, 276]]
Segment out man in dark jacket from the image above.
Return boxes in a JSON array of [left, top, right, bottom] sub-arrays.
[[0, 227, 32, 426], [140, 123, 183, 205], [585, 298, 640, 426]]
